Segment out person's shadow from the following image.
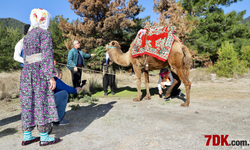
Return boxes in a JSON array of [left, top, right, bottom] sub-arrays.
[[0, 113, 20, 138], [0, 113, 21, 127], [52, 101, 117, 138], [114, 86, 186, 102]]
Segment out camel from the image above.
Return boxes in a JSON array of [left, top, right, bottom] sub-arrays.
[[105, 38, 193, 107]]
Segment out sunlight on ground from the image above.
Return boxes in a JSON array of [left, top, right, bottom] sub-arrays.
[[92, 88, 139, 98]]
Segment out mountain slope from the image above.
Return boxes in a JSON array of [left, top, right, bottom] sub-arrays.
[[0, 18, 26, 33], [242, 16, 250, 27]]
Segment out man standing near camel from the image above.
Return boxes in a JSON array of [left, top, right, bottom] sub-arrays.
[[102, 52, 117, 96], [67, 40, 95, 87]]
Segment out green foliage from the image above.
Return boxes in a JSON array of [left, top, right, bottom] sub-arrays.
[[181, 0, 243, 16], [86, 46, 106, 70], [0, 24, 22, 71], [214, 41, 247, 77], [0, 16, 69, 71], [240, 45, 250, 67], [69, 90, 85, 102], [186, 10, 250, 61], [0, 18, 26, 34], [69, 104, 80, 110], [122, 16, 152, 52], [68, 91, 98, 104], [80, 95, 98, 104], [181, 0, 250, 62], [49, 16, 69, 66]]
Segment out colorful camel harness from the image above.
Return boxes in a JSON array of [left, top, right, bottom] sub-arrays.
[[131, 26, 183, 70]]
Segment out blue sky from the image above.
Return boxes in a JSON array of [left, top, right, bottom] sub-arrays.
[[0, 0, 249, 24]]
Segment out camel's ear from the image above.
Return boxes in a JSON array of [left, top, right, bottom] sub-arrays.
[[112, 41, 115, 46]]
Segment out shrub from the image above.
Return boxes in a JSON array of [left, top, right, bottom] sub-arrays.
[[80, 95, 98, 104], [214, 41, 247, 77], [240, 45, 250, 67]]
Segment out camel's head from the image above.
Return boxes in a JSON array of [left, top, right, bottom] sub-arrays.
[[105, 41, 121, 52], [105, 41, 122, 61]]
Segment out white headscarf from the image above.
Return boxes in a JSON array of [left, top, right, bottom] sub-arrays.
[[28, 8, 51, 31]]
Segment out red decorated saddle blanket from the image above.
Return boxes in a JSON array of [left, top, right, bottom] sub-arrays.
[[131, 26, 181, 62]]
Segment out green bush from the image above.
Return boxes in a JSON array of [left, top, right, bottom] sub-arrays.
[[240, 45, 250, 67], [214, 41, 247, 77], [86, 46, 106, 70], [80, 95, 98, 104], [0, 24, 22, 71]]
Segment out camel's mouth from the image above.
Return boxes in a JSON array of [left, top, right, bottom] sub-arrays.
[[105, 44, 114, 53]]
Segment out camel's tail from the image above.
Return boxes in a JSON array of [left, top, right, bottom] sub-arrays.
[[174, 38, 193, 70], [182, 45, 193, 70]]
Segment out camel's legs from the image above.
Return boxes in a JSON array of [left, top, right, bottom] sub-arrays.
[[143, 69, 151, 100], [164, 72, 179, 98], [133, 64, 142, 101], [175, 68, 191, 107]]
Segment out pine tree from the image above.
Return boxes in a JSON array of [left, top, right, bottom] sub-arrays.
[[181, 0, 250, 62], [181, 0, 243, 17], [0, 23, 22, 71], [49, 16, 69, 66], [153, 0, 197, 42], [58, 0, 142, 52]]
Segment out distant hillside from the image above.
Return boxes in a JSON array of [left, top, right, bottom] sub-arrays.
[[242, 16, 250, 27], [0, 18, 26, 33]]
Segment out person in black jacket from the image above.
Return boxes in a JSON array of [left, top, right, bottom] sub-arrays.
[[102, 52, 116, 96]]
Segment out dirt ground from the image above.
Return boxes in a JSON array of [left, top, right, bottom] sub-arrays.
[[0, 70, 250, 150]]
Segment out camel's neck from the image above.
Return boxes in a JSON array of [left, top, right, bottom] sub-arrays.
[[109, 48, 131, 67]]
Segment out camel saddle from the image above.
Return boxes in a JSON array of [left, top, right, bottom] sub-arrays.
[[131, 26, 182, 64]]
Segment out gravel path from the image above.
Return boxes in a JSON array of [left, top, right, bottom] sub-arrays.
[[0, 76, 250, 150]]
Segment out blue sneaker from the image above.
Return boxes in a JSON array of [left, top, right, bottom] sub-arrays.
[[164, 96, 171, 101], [53, 119, 70, 126], [59, 119, 70, 126]]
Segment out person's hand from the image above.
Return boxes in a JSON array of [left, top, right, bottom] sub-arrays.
[[75, 87, 82, 93], [103, 63, 106, 66], [109, 62, 113, 65], [159, 90, 163, 95], [91, 54, 96, 57], [74, 67, 78, 72], [49, 77, 56, 91]]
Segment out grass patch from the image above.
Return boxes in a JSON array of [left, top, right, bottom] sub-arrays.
[[92, 88, 138, 98], [80, 95, 99, 104]]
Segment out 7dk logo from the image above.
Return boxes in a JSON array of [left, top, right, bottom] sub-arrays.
[[205, 135, 229, 146]]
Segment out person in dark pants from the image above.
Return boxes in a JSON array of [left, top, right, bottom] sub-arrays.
[[102, 52, 116, 96], [158, 68, 182, 101], [67, 40, 95, 87], [53, 68, 82, 126]]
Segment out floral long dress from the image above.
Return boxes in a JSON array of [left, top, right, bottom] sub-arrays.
[[20, 27, 59, 130]]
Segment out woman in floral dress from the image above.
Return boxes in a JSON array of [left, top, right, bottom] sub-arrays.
[[20, 8, 61, 146]]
